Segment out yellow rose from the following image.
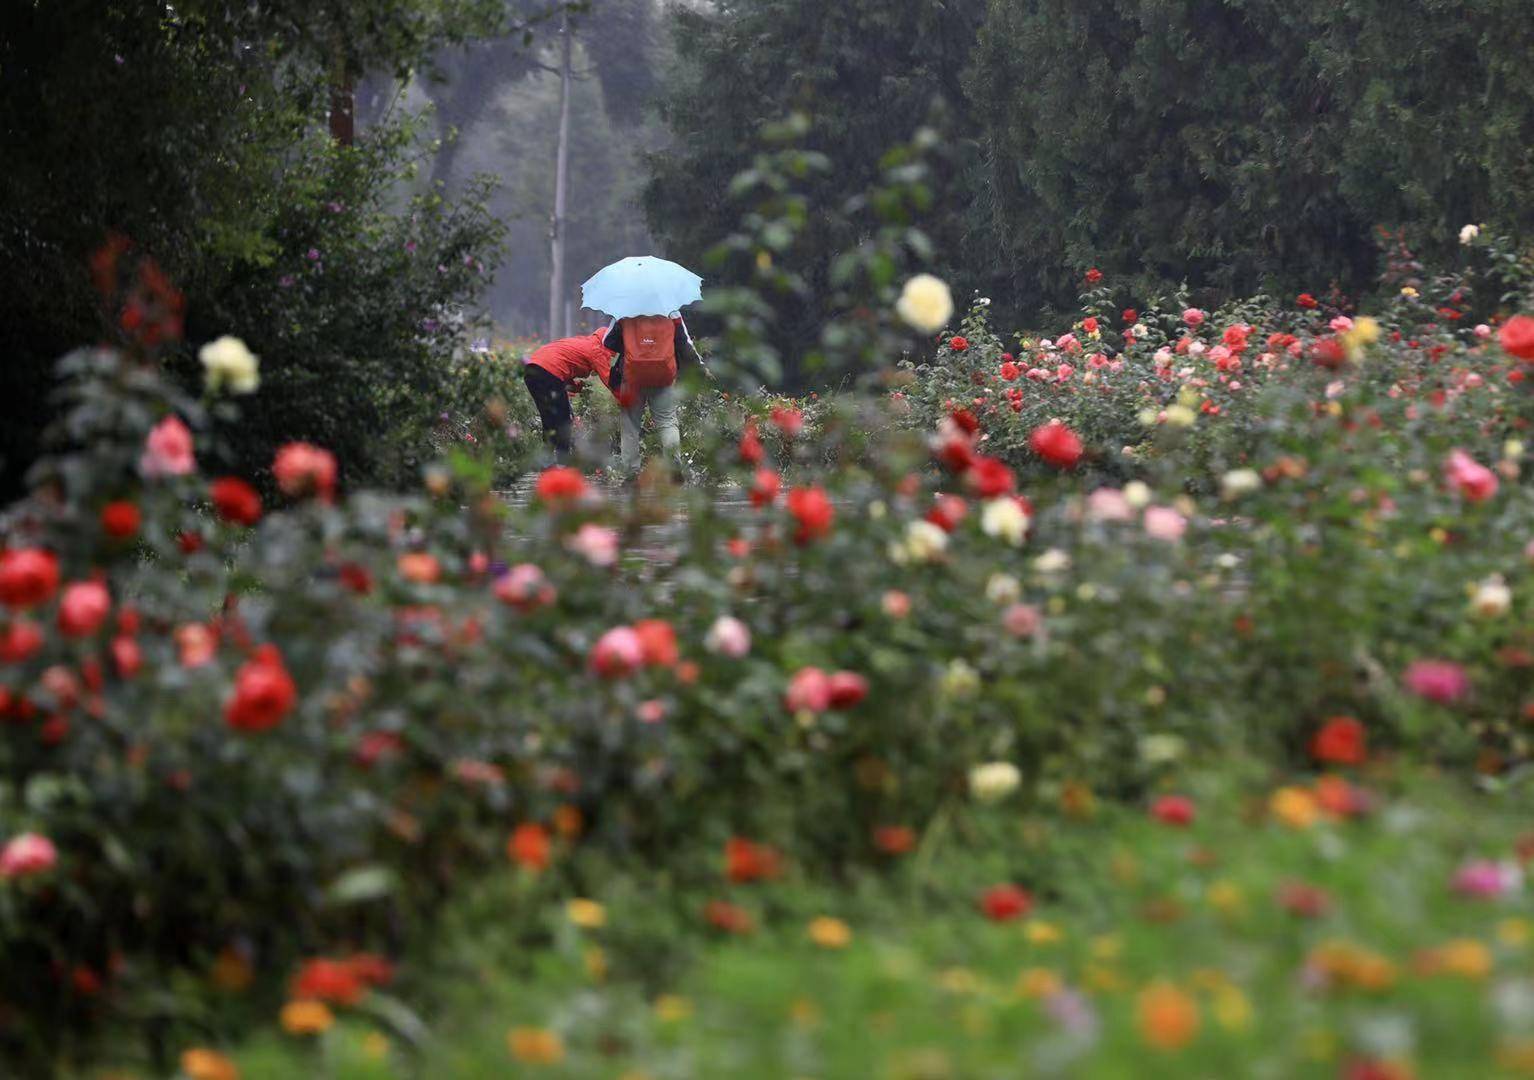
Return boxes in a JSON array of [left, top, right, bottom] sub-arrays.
[[566, 898, 607, 929], [896, 274, 954, 333], [280, 999, 334, 1036], [808, 916, 852, 949], [181, 1048, 240, 1080], [1269, 786, 1320, 829], [198, 335, 260, 394]]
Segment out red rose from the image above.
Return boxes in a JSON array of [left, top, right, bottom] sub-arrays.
[[979, 883, 1033, 922], [99, 501, 141, 539], [949, 409, 980, 436], [58, 581, 111, 638], [1150, 794, 1195, 827], [224, 644, 296, 732], [0, 549, 60, 609], [739, 421, 765, 465], [750, 468, 781, 508], [508, 822, 551, 871], [1122, 308, 1138, 324], [1499, 314, 1534, 361], [1082, 317, 1098, 334], [1309, 716, 1367, 766], [111, 635, 142, 678], [272, 442, 337, 501], [966, 456, 1016, 497], [1084, 268, 1103, 284], [786, 486, 834, 544], [704, 899, 755, 934], [1276, 880, 1331, 918], [873, 825, 916, 855], [0, 621, 44, 663], [1029, 421, 1083, 469], [290, 958, 368, 1006], [1311, 338, 1347, 369], [724, 837, 782, 884], [949, 336, 969, 352], [533, 465, 587, 506], [769, 407, 805, 437], [633, 619, 679, 668], [827, 670, 868, 709], [210, 477, 262, 526], [998, 361, 1021, 381], [1297, 293, 1318, 309], [925, 494, 967, 532]]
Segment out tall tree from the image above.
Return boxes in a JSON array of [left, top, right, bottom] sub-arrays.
[[643, 0, 986, 387], [966, 0, 1534, 316]]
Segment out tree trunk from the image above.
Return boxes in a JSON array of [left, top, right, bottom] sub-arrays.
[[329, 34, 355, 145], [547, 11, 573, 341]]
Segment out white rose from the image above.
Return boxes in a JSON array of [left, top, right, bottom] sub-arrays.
[[1123, 481, 1152, 509], [1034, 548, 1071, 575], [1470, 574, 1512, 619], [893, 519, 948, 564], [198, 335, 260, 394], [981, 497, 1029, 547], [968, 761, 1021, 803], [895, 274, 954, 334], [985, 573, 1021, 605], [1460, 223, 1481, 245], [1220, 468, 1262, 500]]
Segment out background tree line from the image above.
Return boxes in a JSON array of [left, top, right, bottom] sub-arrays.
[[4, 0, 1533, 495]]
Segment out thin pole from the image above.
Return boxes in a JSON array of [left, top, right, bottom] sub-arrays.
[[547, 10, 573, 341]]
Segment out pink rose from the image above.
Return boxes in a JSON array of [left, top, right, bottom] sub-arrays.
[[139, 416, 196, 478], [273, 442, 337, 501], [1086, 488, 1132, 523], [1451, 859, 1521, 899], [58, 580, 111, 637], [1444, 449, 1498, 502], [1403, 659, 1469, 704], [494, 564, 556, 611], [1003, 603, 1041, 638], [1182, 308, 1205, 328], [1143, 506, 1187, 542], [567, 524, 619, 567], [0, 833, 57, 879], [704, 616, 751, 659], [784, 667, 833, 713], [1329, 315, 1354, 333], [589, 626, 643, 678]]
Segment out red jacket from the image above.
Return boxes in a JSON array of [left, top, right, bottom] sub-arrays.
[[526, 330, 614, 386]]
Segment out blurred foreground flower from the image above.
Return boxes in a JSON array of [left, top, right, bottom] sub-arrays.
[[896, 274, 954, 333], [969, 762, 1021, 803], [808, 916, 852, 949]]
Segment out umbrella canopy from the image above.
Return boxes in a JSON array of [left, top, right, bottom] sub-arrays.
[[581, 256, 703, 320]]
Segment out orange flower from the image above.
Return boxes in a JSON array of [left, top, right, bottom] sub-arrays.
[[180, 1048, 240, 1080], [279, 999, 334, 1035], [396, 552, 441, 584], [552, 804, 584, 839], [507, 1027, 565, 1064], [509, 822, 551, 872], [1136, 980, 1199, 1050], [1269, 786, 1320, 829]]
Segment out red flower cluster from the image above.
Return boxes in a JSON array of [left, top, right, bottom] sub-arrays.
[[739, 421, 764, 464], [211, 478, 262, 526], [769, 406, 804, 437], [1029, 421, 1083, 469], [725, 837, 783, 884], [1310, 716, 1367, 765], [289, 954, 393, 1007], [273, 442, 337, 502], [1499, 315, 1534, 361], [784, 667, 868, 713], [786, 486, 834, 544], [1150, 794, 1195, 827], [0, 549, 60, 609], [225, 645, 297, 732], [979, 883, 1033, 922]]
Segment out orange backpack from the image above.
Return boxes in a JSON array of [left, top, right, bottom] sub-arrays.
[[621, 315, 678, 390]]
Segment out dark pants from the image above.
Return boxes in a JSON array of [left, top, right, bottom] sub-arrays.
[[523, 364, 573, 457]]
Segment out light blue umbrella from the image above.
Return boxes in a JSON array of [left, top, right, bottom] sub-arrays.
[[580, 256, 703, 320]]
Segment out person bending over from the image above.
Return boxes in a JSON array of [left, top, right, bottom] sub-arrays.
[[521, 329, 614, 461], [605, 313, 707, 476]]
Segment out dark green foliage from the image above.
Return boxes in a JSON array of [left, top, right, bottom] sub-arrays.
[[643, 0, 986, 387], [0, 0, 516, 496], [967, 0, 1534, 318]]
